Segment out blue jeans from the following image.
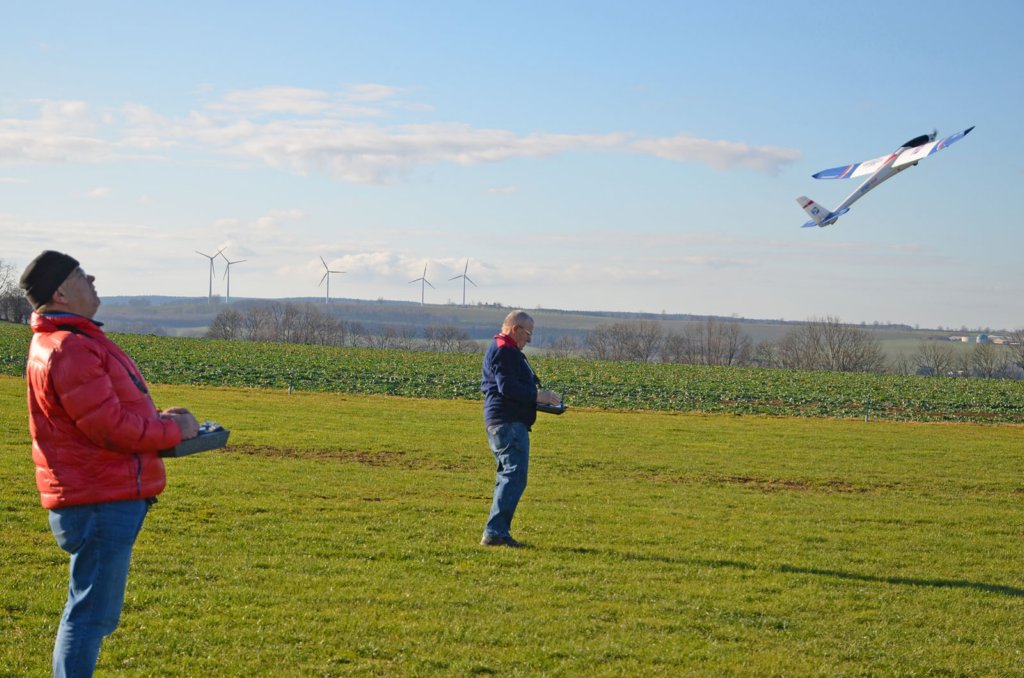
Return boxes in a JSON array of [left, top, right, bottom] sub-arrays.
[[48, 499, 150, 678], [484, 422, 530, 538]]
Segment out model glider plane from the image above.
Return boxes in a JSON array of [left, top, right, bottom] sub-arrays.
[[797, 126, 974, 228]]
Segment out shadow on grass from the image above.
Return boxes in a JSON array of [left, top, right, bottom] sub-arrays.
[[777, 564, 1024, 598], [554, 546, 1024, 598]]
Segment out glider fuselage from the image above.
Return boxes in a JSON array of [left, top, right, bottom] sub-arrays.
[[834, 150, 909, 215]]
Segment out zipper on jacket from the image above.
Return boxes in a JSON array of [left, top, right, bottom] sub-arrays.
[[134, 454, 143, 496]]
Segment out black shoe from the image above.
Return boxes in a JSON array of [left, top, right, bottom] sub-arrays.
[[480, 534, 524, 548]]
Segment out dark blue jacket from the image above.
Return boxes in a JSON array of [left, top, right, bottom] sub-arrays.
[[481, 334, 538, 428]]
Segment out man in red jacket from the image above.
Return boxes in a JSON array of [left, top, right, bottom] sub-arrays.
[[20, 251, 199, 678]]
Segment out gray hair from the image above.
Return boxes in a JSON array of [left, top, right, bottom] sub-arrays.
[[501, 310, 533, 333]]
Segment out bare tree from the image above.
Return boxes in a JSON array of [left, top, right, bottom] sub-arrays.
[[208, 302, 346, 346], [777, 322, 825, 371], [347, 321, 367, 347], [351, 323, 372, 347], [714, 320, 753, 366], [206, 309, 244, 340], [889, 353, 914, 376], [777, 316, 885, 373], [752, 340, 779, 368], [911, 341, 956, 377], [1007, 330, 1024, 371], [663, 319, 752, 366], [625, 320, 664, 363], [584, 324, 620, 361], [546, 334, 580, 359], [424, 324, 476, 353], [293, 304, 321, 344], [660, 331, 688, 364], [358, 324, 416, 350], [305, 305, 345, 346], [586, 320, 663, 362], [952, 348, 973, 378], [282, 303, 309, 343], [0, 259, 31, 323], [969, 342, 1003, 379], [274, 303, 345, 346], [242, 306, 274, 342], [395, 325, 418, 350], [820, 317, 886, 372]]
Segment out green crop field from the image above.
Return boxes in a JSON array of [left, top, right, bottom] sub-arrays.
[[2, 369, 1023, 676], [2, 322, 1024, 424]]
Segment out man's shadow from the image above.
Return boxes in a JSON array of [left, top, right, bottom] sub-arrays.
[[554, 546, 1024, 597]]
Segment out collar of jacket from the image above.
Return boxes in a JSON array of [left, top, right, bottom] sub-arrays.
[[494, 332, 519, 350], [31, 311, 104, 333]]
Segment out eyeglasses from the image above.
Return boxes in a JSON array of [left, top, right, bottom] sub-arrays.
[[517, 326, 533, 339]]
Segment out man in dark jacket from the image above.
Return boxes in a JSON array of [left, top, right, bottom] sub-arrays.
[[480, 310, 561, 547], [21, 251, 199, 677]]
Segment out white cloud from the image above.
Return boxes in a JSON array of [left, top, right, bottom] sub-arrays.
[[0, 176, 27, 184], [0, 92, 803, 182], [211, 87, 334, 115], [0, 213, 204, 279], [193, 119, 631, 183], [198, 209, 311, 259], [0, 100, 110, 163], [81, 186, 112, 199], [203, 85, 393, 118], [631, 134, 802, 174], [345, 83, 406, 102], [171, 110, 798, 182], [220, 90, 355, 117], [211, 217, 241, 230], [333, 250, 433, 279], [251, 208, 307, 235]]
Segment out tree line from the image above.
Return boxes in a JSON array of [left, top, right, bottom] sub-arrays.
[[562, 317, 1024, 379], [207, 305, 1024, 380], [205, 302, 478, 353], [568, 316, 887, 371]]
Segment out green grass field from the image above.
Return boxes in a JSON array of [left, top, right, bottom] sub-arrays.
[[2, 375, 1022, 676]]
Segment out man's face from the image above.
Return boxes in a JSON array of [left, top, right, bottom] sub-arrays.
[[55, 267, 101, 318], [513, 321, 534, 347]]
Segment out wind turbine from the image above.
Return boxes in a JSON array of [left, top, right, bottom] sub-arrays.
[[220, 253, 246, 303], [408, 263, 434, 306], [195, 247, 225, 304], [319, 256, 345, 304], [448, 259, 477, 306]]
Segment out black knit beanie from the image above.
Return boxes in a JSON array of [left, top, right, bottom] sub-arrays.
[[19, 251, 80, 309]]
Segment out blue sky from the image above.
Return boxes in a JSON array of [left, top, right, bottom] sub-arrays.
[[2, 1, 1021, 329]]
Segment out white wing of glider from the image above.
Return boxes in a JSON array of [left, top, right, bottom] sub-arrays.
[[811, 154, 893, 180], [813, 127, 975, 178], [892, 127, 974, 169], [893, 144, 934, 168]]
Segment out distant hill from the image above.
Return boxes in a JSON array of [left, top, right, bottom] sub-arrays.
[[94, 295, 932, 347]]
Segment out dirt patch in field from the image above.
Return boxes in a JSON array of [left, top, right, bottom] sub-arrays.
[[720, 475, 864, 493], [231, 444, 420, 467], [651, 473, 868, 494], [228, 444, 475, 471]]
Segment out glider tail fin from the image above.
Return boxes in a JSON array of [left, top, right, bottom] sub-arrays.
[[797, 196, 830, 228]]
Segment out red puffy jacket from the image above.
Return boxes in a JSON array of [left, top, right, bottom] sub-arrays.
[[26, 312, 182, 509]]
